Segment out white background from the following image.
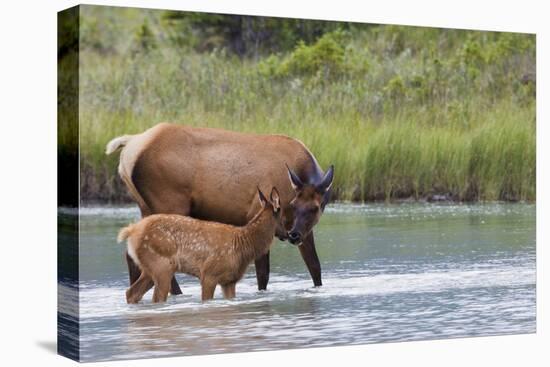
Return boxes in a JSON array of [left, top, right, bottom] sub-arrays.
[[0, 0, 548, 365]]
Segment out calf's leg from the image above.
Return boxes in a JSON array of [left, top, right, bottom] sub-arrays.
[[298, 232, 322, 287], [126, 272, 153, 304], [222, 283, 236, 299], [127, 223, 182, 296], [152, 271, 173, 303], [127, 252, 182, 295], [254, 252, 270, 290], [200, 277, 217, 301]]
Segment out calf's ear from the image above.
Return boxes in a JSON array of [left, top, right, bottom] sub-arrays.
[[270, 187, 281, 211], [257, 187, 268, 208]]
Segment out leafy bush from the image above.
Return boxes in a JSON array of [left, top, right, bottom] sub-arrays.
[[384, 75, 406, 99], [258, 30, 359, 79], [280, 31, 347, 77], [133, 21, 157, 53]]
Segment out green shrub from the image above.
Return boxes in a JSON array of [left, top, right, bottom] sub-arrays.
[[134, 21, 157, 52], [271, 30, 349, 78], [384, 75, 406, 100]]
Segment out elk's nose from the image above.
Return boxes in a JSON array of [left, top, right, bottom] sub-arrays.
[[288, 231, 301, 243]]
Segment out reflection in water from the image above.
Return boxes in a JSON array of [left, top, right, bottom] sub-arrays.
[[122, 297, 321, 356], [63, 203, 536, 361]]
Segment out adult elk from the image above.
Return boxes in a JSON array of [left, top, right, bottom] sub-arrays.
[[106, 123, 334, 294]]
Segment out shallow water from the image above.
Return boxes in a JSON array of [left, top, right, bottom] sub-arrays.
[[59, 203, 536, 361]]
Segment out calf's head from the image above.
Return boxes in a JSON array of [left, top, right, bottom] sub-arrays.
[[285, 164, 334, 245]]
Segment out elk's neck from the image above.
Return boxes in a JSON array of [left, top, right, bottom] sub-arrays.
[[236, 210, 276, 259]]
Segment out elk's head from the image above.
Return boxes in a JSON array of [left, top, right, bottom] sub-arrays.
[[285, 164, 334, 245]]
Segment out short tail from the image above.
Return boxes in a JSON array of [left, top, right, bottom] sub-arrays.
[[106, 135, 133, 155], [117, 224, 136, 243]]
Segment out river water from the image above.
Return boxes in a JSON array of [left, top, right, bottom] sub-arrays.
[[58, 203, 536, 361]]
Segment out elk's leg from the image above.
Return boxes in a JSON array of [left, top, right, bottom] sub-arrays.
[[157, 201, 189, 296], [200, 277, 217, 301], [127, 247, 175, 296], [152, 271, 173, 303], [169, 277, 182, 295], [299, 232, 322, 287], [134, 189, 191, 295], [126, 272, 153, 304], [130, 237, 181, 295], [222, 283, 236, 299], [254, 252, 270, 290]]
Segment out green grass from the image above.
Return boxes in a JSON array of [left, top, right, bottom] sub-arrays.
[[71, 6, 536, 203]]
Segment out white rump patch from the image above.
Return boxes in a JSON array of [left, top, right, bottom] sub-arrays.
[[126, 237, 141, 267]]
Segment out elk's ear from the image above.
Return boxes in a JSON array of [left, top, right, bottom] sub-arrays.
[[316, 165, 334, 194], [286, 164, 304, 191], [270, 187, 281, 212], [257, 187, 268, 208]]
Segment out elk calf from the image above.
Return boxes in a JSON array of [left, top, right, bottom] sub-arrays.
[[118, 187, 281, 303]]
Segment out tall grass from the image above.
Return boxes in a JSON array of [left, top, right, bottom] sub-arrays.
[[74, 6, 536, 203]]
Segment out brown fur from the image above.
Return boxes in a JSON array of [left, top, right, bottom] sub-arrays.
[[118, 188, 282, 303], [107, 123, 334, 290]]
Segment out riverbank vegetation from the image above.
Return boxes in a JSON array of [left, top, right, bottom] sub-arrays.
[[72, 6, 535, 203]]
